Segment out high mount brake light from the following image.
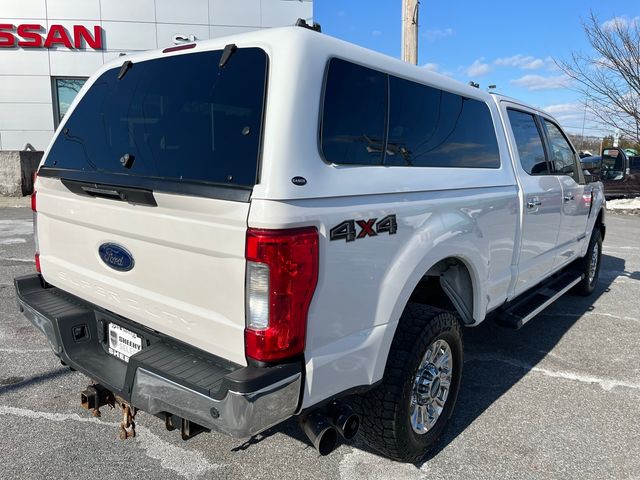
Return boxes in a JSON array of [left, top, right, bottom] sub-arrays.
[[245, 227, 319, 362]]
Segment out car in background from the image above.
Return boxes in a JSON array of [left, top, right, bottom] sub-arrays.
[[581, 147, 640, 198]]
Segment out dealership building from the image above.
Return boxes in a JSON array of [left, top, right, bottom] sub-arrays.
[[0, 0, 313, 153]]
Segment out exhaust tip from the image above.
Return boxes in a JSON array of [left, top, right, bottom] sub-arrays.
[[327, 401, 360, 440], [301, 412, 338, 456], [316, 426, 338, 456], [340, 414, 360, 440]]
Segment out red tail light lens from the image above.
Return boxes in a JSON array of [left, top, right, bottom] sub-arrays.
[[245, 227, 319, 362], [32, 181, 40, 272]]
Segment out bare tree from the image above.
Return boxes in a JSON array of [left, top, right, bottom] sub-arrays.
[[57, 79, 84, 94], [558, 13, 640, 143]]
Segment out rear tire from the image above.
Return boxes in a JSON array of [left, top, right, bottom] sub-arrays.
[[353, 304, 463, 463], [572, 229, 602, 296]]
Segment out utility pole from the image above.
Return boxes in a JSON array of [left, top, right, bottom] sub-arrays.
[[402, 0, 419, 65]]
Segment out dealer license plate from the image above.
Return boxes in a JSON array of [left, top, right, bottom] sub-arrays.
[[108, 323, 142, 362]]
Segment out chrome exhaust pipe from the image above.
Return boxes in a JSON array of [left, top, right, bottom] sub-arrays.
[[327, 401, 360, 440], [300, 412, 338, 456]]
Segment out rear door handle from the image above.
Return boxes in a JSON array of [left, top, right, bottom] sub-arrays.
[[527, 197, 542, 209], [563, 193, 574, 202]]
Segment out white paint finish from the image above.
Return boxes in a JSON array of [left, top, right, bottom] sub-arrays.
[[36, 178, 250, 365], [100, 0, 156, 22], [32, 27, 602, 416], [554, 173, 590, 268], [102, 50, 141, 63], [101, 21, 158, 51], [210, 0, 261, 26], [0, 48, 49, 75], [0, 103, 53, 130], [156, 23, 210, 48], [0, 75, 52, 103], [0, 129, 54, 151], [156, 0, 209, 25], [48, 49, 104, 76], [249, 186, 518, 408], [0, 406, 220, 479], [261, 0, 312, 26], [250, 28, 516, 201], [497, 100, 563, 295], [46, 0, 101, 20], [0, 0, 46, 19], [209, 25, 257, 38]]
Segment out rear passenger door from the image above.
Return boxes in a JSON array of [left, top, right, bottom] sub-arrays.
[[504, 106, 562, 295], [541, 119, 590, 268]]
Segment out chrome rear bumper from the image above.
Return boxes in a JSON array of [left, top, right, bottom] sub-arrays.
[[15, 274, 302, 438]]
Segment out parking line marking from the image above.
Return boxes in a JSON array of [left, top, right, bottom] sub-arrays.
[[0, 257, 34, 263], [540, 311, 640, 324], [0, 405, 223, 479], [0, 348, 51, 353], [466, 353, 640, 392]]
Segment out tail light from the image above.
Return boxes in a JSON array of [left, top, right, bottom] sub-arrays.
[[245, 227, 319, 362], [31, 176, 40, 273]]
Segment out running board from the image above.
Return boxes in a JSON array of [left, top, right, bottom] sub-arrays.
[[495, 272, 584, 329]]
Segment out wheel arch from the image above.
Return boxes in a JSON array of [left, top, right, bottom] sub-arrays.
[[371, 249, 485, 387]]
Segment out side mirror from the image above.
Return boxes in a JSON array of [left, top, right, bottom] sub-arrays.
[[581, 158, 601, 182], [583, 171, 600, 183]]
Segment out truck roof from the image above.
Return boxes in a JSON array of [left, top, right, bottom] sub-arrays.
[[101, 25, 496, 105]]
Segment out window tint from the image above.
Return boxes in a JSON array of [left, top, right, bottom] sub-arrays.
[[544, 120, 578, 179], [386, 76, 500, 168], [45, 48, 267, 187], [320, 58, 500, 168], [321, 58, 387, 165], [507, 109, 549, 175]]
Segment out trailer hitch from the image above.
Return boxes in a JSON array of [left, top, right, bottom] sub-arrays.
[[80, 384, 114, 418], [80, 384, 136, 439]]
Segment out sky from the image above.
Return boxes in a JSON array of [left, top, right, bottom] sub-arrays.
[[313, 0, 639, 137]]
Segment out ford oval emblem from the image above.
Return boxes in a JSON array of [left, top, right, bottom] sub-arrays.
[[98, 243, 135, 272]]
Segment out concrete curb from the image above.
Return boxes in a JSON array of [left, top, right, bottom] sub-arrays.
[[0, 151, 43, 196]]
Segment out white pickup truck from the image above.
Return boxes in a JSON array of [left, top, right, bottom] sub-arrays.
[[15, 24, 605, 462]]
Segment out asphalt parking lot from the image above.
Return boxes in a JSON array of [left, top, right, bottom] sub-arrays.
[[1, 206, 638, 480]]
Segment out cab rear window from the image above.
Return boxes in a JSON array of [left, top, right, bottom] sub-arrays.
[[43, 48, 268, 188]]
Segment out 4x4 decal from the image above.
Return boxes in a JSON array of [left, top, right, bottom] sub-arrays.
[[330, 215, 398, 242]]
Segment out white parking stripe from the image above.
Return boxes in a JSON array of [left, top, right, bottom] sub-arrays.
[[465, 353, 640, 392], [0, 406, 223, 479], [0, 220, 33, 238]]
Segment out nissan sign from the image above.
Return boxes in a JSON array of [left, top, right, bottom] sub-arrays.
[[0, 24, 103, 49]]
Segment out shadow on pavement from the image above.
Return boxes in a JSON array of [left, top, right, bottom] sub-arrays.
[[255, 253, 628, 464], [0, 367, 74, 397]]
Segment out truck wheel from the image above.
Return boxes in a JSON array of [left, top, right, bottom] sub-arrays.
[[572, 229, 602, 296], [353, 304, 463, 463]]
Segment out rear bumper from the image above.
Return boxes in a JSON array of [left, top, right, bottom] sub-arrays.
[[14, 274, 302, 438]]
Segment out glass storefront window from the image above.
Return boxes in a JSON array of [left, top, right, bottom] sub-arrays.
[[54, 77, 87, 125]]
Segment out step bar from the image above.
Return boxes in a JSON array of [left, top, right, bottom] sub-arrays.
[[495, 272, 584, 329]]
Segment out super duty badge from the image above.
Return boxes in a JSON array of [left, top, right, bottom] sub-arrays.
[[330, 215, 398, 242]]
